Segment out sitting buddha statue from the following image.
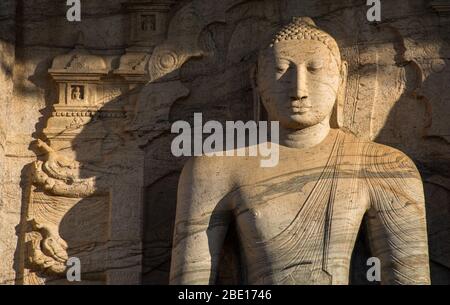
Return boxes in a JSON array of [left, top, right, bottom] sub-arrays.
[[169, 17, 431, 285]]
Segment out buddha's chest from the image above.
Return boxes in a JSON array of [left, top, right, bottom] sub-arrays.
[[232, 169, 368, 246]]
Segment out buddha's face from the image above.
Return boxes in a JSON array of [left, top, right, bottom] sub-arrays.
[[257, 39, 343, 130]]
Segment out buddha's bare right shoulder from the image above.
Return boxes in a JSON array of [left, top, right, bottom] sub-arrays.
[[178, 155, 236, 210], [181, 155, 235, 180]]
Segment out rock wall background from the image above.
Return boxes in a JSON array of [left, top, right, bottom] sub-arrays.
[[0, 0, 448, 284], [0, 0, 18, 285]]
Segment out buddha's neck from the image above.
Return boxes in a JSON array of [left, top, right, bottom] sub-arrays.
[[278, 117, 331, 149]]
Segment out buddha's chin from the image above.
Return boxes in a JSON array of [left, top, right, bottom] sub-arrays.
[[282, 113, 321, 129]]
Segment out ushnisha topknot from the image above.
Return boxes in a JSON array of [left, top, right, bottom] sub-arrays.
[[270, 17, 341, 64]]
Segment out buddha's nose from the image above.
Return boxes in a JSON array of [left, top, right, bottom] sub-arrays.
[[290, 65, 308, 101]]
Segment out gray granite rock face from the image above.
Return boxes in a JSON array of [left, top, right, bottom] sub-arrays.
[[0, 0, 449, 284]]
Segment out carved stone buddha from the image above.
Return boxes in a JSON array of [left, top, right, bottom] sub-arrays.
[[169, 17, 431, 285]]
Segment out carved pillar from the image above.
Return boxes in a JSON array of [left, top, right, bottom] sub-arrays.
[[46, 42, 109, 160]]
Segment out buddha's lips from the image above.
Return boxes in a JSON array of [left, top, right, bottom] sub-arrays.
[[290, 100, 312, 113]]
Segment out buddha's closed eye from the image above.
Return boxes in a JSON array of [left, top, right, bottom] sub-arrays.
[[276, 62, 290, 74], [307, 60, 324, 73]]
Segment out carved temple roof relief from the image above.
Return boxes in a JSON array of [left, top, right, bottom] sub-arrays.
[[39, 0, 217, 161], [115, 0, 176, 80], [431, 0, 450, 15]]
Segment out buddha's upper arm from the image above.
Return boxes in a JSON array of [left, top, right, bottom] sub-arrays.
[[363, 146, 430, 284], [170, 156, 232, 284], [175, 156, 232, 231], [364, 147, 425, 221]]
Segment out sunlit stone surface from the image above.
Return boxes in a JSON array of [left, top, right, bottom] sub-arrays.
[[0, 0, 449, 284], [170, 18, 430, 285]]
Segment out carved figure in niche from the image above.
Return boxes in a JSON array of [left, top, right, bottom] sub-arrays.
[[71, 85, 84, 101], [141, 14, 156, 32], [170, 17, 431, 285]]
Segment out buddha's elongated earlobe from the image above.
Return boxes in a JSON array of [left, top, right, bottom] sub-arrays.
[[250, 65, 262, 123], [331, 60, 348, 129]]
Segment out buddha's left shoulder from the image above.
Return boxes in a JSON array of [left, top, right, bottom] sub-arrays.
[[338, 131, 421, 176]]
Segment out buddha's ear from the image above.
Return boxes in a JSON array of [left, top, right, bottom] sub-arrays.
[[250, 64, 258, 92], [250, 64, 262, 122], [340, 60, 348, 86], [331, 60, 348, 129]]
